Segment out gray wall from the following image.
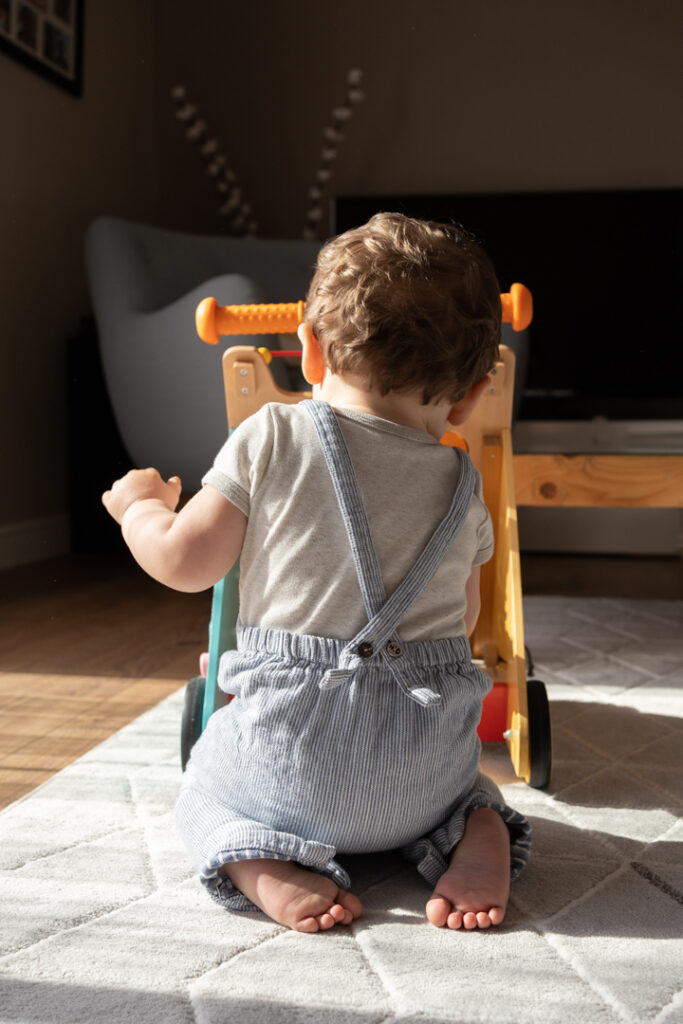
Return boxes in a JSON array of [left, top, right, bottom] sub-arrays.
[[0, 1, 159, 565], [1, 0, 681, 565]]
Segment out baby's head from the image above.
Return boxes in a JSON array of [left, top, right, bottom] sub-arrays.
[[304, 212, 501, 404]]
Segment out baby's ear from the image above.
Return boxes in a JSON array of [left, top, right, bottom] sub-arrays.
[[446, 375, 491, 426], [298, 323, 325, 385]]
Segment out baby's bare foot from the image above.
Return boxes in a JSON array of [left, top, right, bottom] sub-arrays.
[[224, 858, 363, 933], [426, 808, 510, 930]]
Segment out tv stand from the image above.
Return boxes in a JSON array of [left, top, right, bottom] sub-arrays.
[[513, 418, 683, 457], [512, 419, 683, 549]]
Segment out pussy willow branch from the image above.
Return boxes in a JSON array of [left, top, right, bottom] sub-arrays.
[[171, 85, 258, 237], [302, 68, 364, 240], [171, 69, 364, 239]]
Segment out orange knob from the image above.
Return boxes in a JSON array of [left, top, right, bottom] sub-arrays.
[[501, 283, 533, 331]]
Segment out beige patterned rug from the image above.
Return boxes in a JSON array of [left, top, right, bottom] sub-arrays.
[[1, 596, 682, 1024]]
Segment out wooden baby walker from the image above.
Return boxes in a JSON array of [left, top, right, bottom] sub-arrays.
[[181, 283, 553, 789]]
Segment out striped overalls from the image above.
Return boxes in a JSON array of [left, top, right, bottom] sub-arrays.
[[176, 401, 531, 909]]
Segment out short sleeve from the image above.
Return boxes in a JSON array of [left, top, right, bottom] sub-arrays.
[[201, 405, 276, 517]]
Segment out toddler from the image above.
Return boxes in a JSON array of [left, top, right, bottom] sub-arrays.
[[103, 212, 531, 934]]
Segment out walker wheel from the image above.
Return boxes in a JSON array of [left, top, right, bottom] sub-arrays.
[[527, 678, 552, 789], [181, 676, 205, 771]]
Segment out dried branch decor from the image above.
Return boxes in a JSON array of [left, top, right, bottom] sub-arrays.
[[171, 69, 364, 239], [171, 85, 258, 237], [302, 68, 364, 240]]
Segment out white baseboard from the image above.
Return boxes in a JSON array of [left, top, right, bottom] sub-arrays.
[[0, 514, 70, 571]]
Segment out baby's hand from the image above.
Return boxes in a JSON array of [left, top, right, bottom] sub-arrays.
[[102, 469, 182, 525]]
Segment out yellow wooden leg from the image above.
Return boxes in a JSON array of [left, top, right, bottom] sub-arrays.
[[473, 430, 531, 782]]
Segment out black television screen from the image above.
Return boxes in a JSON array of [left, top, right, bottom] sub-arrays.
[[332, 190, 683, 421]]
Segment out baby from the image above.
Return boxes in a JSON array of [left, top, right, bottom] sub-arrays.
[[103, 212, 531, 934]]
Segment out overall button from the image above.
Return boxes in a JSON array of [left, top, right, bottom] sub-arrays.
[[357, 642, 374, 658], [386, 641, 403, 658]]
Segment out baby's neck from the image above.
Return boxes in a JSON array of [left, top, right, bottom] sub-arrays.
[[314, 371, 449, 440]]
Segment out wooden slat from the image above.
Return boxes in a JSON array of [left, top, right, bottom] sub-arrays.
[[494, 430, 529, 782], [223, 347, 310, 430], [472, 430, 530, 781], [514, 454, 683, 508], [458, 347, 516, 471], [472, 437, 502, 664]]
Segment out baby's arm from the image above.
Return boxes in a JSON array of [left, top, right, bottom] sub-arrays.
[[464, 566, 481, 637], [102, 468, 247, 593]]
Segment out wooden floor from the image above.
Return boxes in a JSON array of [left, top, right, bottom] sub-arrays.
[[0, 551, 681, 810], [0, 555, 211, 809]]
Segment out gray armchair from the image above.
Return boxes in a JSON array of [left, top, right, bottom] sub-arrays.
[[85, 216, 321, 491]]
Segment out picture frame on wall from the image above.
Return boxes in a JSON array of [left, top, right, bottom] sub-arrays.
[[0, 0, 83, 96]]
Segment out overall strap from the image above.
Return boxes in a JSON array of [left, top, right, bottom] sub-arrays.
[[303, 401, 477, 706]]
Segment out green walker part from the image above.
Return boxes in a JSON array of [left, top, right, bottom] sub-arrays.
[[203, 562, 240, 730]]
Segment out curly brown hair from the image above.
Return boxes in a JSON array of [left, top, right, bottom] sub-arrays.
[[304, 212, 501, 404]]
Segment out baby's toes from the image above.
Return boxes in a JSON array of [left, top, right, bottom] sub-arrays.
[[488, 906, 506, 926], [316, 912, 338, 930], [295, 915, 323, 933], [426, 896, 452, 927], [315, 902, 356, 930], [329, 903, 352, 924], [446, 909, 464, 929], [339, 891, 363, 920]]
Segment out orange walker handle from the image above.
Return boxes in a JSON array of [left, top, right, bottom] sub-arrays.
[[196, 284, 532, 345], [196, 299, 305, 345]]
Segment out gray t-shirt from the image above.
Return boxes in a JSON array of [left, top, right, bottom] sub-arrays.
[[203, 402, 493, 641]]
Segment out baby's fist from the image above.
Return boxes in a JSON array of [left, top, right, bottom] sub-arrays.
[[102, 469, 182, 525]]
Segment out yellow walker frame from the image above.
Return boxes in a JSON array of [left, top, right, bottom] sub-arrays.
[[181, 284, 552, 789]]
